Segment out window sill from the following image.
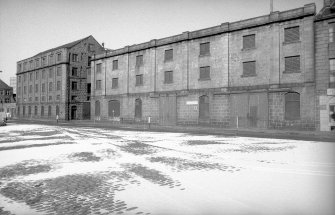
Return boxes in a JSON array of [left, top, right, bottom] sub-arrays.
[[111, 87, 118, 89], [198, 78, 211, 81], [282, 40, 301, 45], [241, 74, 257, 78], [135, 84, 143, 87], [164, 59, 173, 63], [164, 82, 174, 84], [241, 47, 256, 51], [199, 54, 211, 58], [283, 70, 301, 74]]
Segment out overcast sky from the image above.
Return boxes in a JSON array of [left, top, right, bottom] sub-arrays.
[[0, 0, 323, 85]]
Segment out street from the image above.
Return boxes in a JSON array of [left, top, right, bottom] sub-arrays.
[[0, 123, 334, 215]]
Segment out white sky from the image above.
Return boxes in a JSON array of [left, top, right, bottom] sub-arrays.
[[0, 0, 323, 85]]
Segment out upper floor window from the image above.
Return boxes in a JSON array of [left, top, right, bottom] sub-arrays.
[[96, 80, 102, 90], [88, 56, 92, 66], [136, 74, 143, 86], [23, 62, 27, 71], [72, 54, 78, 62], [24, 73, 27, 82], [113, 60, 118, 70], [199, 66, 210, 80], [242, 61, 256, 77], [112, 78, 118, 89], [200, 42, 210, 56], [284, 56, 300, 73], [164, 49, 173, 62], [57, 67, 62, 76], [48, 55, 53, 64], [18, 64, 22, 72], [18, 76, 21, 83], [71, 81, 78, 90], [35, 59, 40, 68], [57, 53, 62, 61], [57, 81, 61, 91], [42, 83, 45, 92], [29, 73, 32, 81], [243, 34, 255, 49], [88, 44, 94, 52], [42, 57, 46, 66], [284, 26, 299, 43], [35, 71, 39, 80], [35, 84, 38, 93], [96, 63, 102, 73], [49, 82, 53, 91], [30, 61, 34, 69], [49, 68, 53, 78], [136, 55, 143, 67], [72, 67, 78, 76], [42, 70, 46, 79], [164, 71, 173, 84], [330, 59, 335, 71]]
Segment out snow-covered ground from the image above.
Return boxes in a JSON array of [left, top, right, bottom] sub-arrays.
[[0, 123, 334, 215]]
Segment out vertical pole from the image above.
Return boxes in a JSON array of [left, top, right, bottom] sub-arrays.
[[236, 116, 239, 129]]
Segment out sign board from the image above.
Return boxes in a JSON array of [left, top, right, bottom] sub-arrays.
[[327, 88, 335, 96], [186, 101, 198, 105]]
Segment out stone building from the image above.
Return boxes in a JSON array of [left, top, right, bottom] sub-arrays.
[[315, 0, 335, 131], [0, 79, 16, 118], [16, 36, 104, 120], [91, 4, 317, 130]]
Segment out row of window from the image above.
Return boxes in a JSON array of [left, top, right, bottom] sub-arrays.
[[19, 94, 61, 103], [18, 53, 63, 72], [18, 105, 60, 117], [18, 81, 62, 95], [0, 98, 11, 103], [0, 90, 11, 95], [18, 67, 62, 83]]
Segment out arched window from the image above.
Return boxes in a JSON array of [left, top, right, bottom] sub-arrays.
[[56, 105, 59, 116], [199, 95, 210, 120], [48, 106, 52, 117], [285, 92, 300, 120], [34, 106, 38, 115], [135, 98, 142, 118], [108, 100, 120, 117], [95, 100, 100, 117], [41, 106, 44, 116]]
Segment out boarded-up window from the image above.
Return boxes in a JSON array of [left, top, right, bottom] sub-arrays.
[[112, 78, 118, 89], [199, 95, 209, 120], [48, 106, 51, 117], [284, 56, 300, 73], [200, 42, 210, 56], [96, 63, 102, 73], [164, 71, 173, 84], [136, 55, 143, 67], [329, 23, 335, 42], [96, 80, 101, 90], [285, 92, 300, 120], [113, 60, 118, 70], [135, 98, 142, 118], [243, 34, 255, 49], [284, 26, 299, 43], [243, 61, 256, 77], [164, 49, 173, 61], [108, 100, 120, 117], [95, 101, 100, 117], [199, 66, 210, 80], [136, 74, 143, 86]]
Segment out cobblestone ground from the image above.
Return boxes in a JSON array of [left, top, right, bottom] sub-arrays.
[[0, 123, 334, 215]]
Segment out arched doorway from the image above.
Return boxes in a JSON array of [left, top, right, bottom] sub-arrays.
[[135, 98, 142, 119], [108, 100, 120, 118], [199, 95, 210, 123]]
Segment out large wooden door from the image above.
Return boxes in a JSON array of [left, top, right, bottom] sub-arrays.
[[159, 95, 176, 125]]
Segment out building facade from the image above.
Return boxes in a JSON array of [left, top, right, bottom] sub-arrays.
[[0, 79, 16, 118], [91, 4, 317, 130], [16, 36, 104, 120], [10, 77, 16, 94], [316, 0, 335, 131]]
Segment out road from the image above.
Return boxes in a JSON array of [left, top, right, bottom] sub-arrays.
[[0, 123, 334, 215]]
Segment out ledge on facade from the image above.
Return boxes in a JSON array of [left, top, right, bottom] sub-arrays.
[[283, 70, 301, 74]]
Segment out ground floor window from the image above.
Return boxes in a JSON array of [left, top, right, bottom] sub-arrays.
[[41, 106, 44, 116], [48, 106, 51, 117], [108, 100, 120, 117], [285, 92, 300, 120], [35, 106, 38, 115], [56, 105, 59, 116], [135, 98, 142, 118], [95, 101, 100, 117], [199, 95, 209, 120]]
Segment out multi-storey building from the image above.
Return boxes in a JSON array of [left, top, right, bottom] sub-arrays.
[[316, 0, 335, 131], [10, 77, 16, 94], [0, 79, 16, 117], [16, 36, 104, 120], [91, 4, 316, 130]]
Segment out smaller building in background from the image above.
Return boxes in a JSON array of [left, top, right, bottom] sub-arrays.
[[10, 77, 16, 94], [0, 79, 16, 118]]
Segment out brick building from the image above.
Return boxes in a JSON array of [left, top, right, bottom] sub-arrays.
[[16, 36, 104, 120], [0, 79, 16, 118], [316, 0, 335, 131], [91, 4, 317, 130]]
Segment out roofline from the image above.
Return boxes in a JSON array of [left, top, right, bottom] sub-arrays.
[[92, 3, 315, 61]]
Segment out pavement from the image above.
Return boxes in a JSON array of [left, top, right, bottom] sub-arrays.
[[11, 118, 335, 142]]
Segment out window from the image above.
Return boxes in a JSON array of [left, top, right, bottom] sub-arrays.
[[48, 106, 51, 117], [56, 95, 60, 100], [136, 74, 143, 86], [42, 96, 45, 102], [28, 106, 31, 116], [200, 42, 210, 56], [96, 80, 101, 90], [88, 56, 92, 66], [113, 60, 118, 70], [18, 64, 22, 72], [42, 83, 45, 92], [108, 100, 120, 117], [24, 86, 27, 94], [57, 81, 61, 91], [5, 98, 10, 103], [29, 73, 32, 81], [49, 96, 52, 101], [72, 67, 78, 76], [71, 81, 78, 90], [35, 59, 40, 68], [285, 92, 300, 120], [41, 106, 44, 116], [49, 68, 53, 78], [87, 83, 91, 94], [135, 98, 142, 118], [42, 57, 46, 66], [57, 53, 62, 61], [242, 61, 256, 77], [29, 97, 32, 102], [34, 106, 38, 115], [42, 70, 46, 79], [164, 49, 173, 62], [284, 26, 299, 43], [18, 87, 21, 95], [30, 61, 33, 69], [49, 82, 53, 91], [88, 44, 94, 52], [56, 105, 59, 116], [29, 85, 32, 93], [24, 73, 27, 82], [18, 76, 21, 83], [199, 66, 210, 80], [164, 71, 173, 84], [95, 101, 100, 117], [329, 23, 335, 43], [243, 34, 255, 49], [72, 54, 78, 62], [284, 56, 300, 73], [35, 71, 39, 80], [96, 63, 102, 73], [71, 96, 77, 101], [35, 84, 38, 93], [199, 95, 210, 121], [35, 97, 38, 102], [57, 67, 61, 76], [330, 59, 335, 71], [112, 78, 118, 89], [49, 55, 53, 65], [136, 55, 143, 67]]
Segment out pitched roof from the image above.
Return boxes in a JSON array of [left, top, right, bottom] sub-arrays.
[[316, 0, 335, 19], [0, 79, 11, 90], [33, 35, 92, 57]]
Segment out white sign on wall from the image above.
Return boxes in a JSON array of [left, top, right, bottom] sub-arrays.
[[186, 101, 198, 105], [327, 88, 335, 96]]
